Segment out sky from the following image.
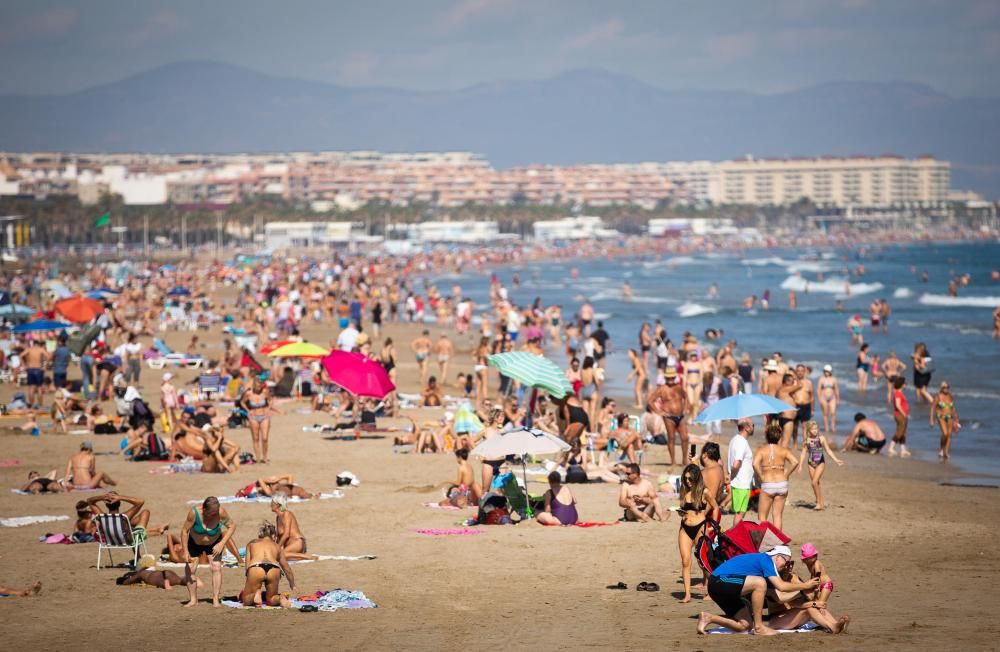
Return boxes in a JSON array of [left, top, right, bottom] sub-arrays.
[[1, 0, 999, 97]]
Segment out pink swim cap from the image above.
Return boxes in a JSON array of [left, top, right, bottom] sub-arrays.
[[800, 543, 819, 559]]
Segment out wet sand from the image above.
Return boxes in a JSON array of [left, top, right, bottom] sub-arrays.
[[0, 319, 997, 650]]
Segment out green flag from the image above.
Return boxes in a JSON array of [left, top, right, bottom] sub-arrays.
[[94, 212, 110, 228]]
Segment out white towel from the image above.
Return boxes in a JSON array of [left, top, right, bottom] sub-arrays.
[[186, 490, 344, 505], [1, 514, 70, 527]]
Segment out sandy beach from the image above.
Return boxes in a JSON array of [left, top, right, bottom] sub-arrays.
[[1, 317, 998, 651]]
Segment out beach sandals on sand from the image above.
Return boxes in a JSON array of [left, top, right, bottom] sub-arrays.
[[606, 582, 628, 590], [636, 582, 660, 592]]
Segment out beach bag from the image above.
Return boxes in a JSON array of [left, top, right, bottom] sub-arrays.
[[68, 322, 102, 356], [565, 465, 588, 484]]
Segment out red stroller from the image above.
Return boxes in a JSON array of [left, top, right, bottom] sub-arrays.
[[695, 518, 791, 574]]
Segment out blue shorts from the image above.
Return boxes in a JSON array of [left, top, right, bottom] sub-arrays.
[[26, 368, 44, 386], [509, 332, 518, 342]]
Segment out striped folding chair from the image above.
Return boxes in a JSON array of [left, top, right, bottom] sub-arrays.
[[198, 372, 223, 400], [94, 513, 147, 570]]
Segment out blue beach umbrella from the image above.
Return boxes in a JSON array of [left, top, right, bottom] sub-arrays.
[[167, 287, 191, 296], [0, 304, 36, 317], [694, 393, 795, 424], [12, 319, 72, 333]]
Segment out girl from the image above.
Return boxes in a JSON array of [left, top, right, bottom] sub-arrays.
[[817, 365, 840, 433], [676, 463, 717, 603], [797, 543, 846, 633], [797, 421, 844, 511], [929, 381, 958, 460], [682, 351, 703, 424], [626, 348, 648, 409]]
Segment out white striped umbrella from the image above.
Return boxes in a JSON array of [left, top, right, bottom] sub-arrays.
[[487, 351, 572, 399]]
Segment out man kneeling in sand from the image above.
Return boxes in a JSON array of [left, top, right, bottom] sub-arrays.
[[841, 413, 887, 454], [619, 463, 667, 522], [242, 523, 296, 608]]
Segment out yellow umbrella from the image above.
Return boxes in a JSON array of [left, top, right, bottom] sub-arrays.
[[266, 342, 330, 358]]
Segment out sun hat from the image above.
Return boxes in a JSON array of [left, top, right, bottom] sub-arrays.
[[766, 545, 792, 558], [765, 360, 779, 371], [664, 367, 677, 377], [800, 543, 819, 559]]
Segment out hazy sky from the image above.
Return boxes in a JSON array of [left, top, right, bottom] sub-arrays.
[[2, 0, 999, 96]]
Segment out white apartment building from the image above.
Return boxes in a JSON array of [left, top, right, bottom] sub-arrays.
[[533, 216, 621, 241]]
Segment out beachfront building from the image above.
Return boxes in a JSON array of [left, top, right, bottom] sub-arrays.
[[386, 220, 512, 244], [533, 216, 621, 241], [263, 221, 379, 249]]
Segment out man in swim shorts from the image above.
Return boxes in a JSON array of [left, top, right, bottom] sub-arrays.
[[791, 364, 814, 449], [841, 413, 887, 454], [645, 368, 687, 467], [22, 339, 49, 409], [411, 330, 432, 384]]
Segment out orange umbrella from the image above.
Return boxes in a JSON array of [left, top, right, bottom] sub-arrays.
[[54, 295, 104, 323]]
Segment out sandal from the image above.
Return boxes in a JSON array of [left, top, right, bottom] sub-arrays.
[[644, 582, 660, 592], [299, 605, 319, 612], [606, 582, 628, 590], [636, 582, 649, 591]]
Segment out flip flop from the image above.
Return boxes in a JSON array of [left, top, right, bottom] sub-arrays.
[[606, 582, 628, 590], [636, 582, 649, 591], [299, 605, 319, 612], [644, 582, 660, 592]]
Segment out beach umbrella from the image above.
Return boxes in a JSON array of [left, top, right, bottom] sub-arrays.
[[41, 280, 73, 299], [0, 304, 36, 317], [320, 350, 396, 399], [54, 295, 104, 323], [266, 341, 330, 358], [453, 402, 483, 435], [12, 319, 72, 333], [487, 351, 572, 399], [259, 339, 296, 355], [167, 287, 191, 296], [86, 289, 118, 300], [693, 393, 795, 424], [470, 426, 570, 518]]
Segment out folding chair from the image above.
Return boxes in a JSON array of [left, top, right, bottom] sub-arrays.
[[198, 372, 224, 400], [94, 513, 147, 570]]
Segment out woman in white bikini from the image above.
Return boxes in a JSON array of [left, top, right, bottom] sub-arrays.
[[752, 423, 799, 531], [817, 365, 840, 433]]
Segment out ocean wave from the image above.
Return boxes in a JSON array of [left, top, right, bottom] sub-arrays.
[[896, 319, 991, 336], [918, 294, 1000, 308], [676, 302, 718, 318], [779, 275, 883, 297], [741, 256, 834, 273], [641, 256, 700, 268], [893, 287, 913, 299], [628, 295, 680, 305]]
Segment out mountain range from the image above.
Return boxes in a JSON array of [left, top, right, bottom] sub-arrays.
[[1, 60, 998, 198]]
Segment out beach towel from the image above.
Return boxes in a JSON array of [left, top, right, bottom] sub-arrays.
[[411, 528, 482, 536], [708, 623, 820, 635], [150, 462, 202, 475], [187, 491, 344, 505], [159, 554, 375, 570], [422, 502, 475, 511], [0, 458, 19, 467], [222, 588, 377, 611], [542, 521, 620, 528], [1, 515, 70, 528]]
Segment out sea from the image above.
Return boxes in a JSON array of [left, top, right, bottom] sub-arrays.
[[426, 241, 1000, 480]]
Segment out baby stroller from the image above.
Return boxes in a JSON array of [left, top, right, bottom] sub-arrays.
[[695, 518, 791, 574]]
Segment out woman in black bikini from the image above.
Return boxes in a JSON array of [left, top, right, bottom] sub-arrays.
[[677, 463, 717, 603], [241, 376, 277, 463], [242, 522, 296, 607], [638, 323, 653, 373]]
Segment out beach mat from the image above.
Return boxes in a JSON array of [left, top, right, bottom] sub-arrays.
[[543, 521, 620, 528], [222, 588, 377, 611], [159, 554, 375, 569], [422, 502, 475, 511], [187, 491, 344, 505], [411, 528, 482, 536], [1, 514, 70, 528], [709, 623, 820, 634]]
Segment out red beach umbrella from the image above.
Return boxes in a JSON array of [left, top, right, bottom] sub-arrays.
[[320, 350, 396, 399], [54, 295, 104, 324]]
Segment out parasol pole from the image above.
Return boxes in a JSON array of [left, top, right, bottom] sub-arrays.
[[521, 456, 534, 519]]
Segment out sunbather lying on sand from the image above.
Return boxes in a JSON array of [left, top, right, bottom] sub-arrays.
[[237, 474, 317, 500], [21, 469, 65, 493], [0, 581, 42, 597]]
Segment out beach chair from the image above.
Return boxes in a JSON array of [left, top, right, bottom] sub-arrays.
[[198, 372, 224, 400], [499, 473, 544, 518], [147, 338, 204, 370], [94, 513, 147, 570]]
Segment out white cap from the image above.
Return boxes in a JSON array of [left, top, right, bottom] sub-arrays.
[[162, 372, 173, 382], [823, 364, 833, 372], [767, 545, 792, 558], [764, 360, 779, 371]]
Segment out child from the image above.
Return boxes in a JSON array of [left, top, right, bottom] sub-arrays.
[[51, 389, 70, 433], [797, 421, 844, 510], [798, 543, 847, 633]]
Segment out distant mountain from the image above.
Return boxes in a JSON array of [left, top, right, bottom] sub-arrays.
[[1, 60, 998, 197]]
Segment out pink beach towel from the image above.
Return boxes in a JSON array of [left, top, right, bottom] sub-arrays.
[[0, 459, 20, 467], [411, 528, 482, 536]]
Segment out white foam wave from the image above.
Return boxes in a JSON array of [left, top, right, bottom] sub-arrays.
[[642, 256, 700, 268], [896, 319, 990, 336], [918, 294, 1000, 308], [780, 275, 883, 296], [593, 312, 612, 321], [628, 295, 680, 305], [740, 256, 834, 273], [676, 302, 718, 318], [893, 287, 913, 299]]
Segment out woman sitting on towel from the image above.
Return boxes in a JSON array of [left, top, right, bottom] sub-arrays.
[[537, 471, 579, 526], [271, 494, 317, 561]]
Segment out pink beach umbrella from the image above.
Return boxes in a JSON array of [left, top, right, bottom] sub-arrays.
[[320, 350, 396, 399]]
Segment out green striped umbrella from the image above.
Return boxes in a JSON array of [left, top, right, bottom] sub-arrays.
[[487, 352, 572, 399]]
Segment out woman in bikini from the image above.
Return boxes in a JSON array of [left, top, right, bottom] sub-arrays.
[[638, 323, 653, 374], [241, 376, 278, 463], [627, 348, 648, 409], [180, 496, 236, 607], [578, 356, 601, 428], [881, 351, 907, 407], [752, 423, 799, 531], [817, 365, 841, 433], [536, 471, 579, 526], [676, 463, 718, 603], [378, 338, 397, 385], [682, 351, 703, 424], [911, 342, 934, 404], [271, 494, 317, 561], [477, 408, 507, 491], [160, 372, 178, 431], [242, 523, 295, 607], [473, 336, 491, 402], [797, 420, 844, 510], [929, 381, 959, 459]]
